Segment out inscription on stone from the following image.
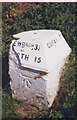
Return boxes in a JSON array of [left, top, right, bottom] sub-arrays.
[[14, 41, 40, 51], [14, 40, 41, 63], [9, 30, 72, 109], [47, 38, 58, 48], [12, 30, 71, 72]]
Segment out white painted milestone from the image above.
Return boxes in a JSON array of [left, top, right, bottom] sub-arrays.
[[9, 30, 71, 108], [13, 30, 71, 72]]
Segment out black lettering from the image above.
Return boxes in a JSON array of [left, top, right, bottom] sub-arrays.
[[25, 55, 29, 60], [31, 48, 33, 50], [22, 42, 25, 48], [31, 44, 34, 47], [31, 44, 34, 50], [38, 45, 40, 51], [34, 57, 37, 62], [29, 43, 32, 47], [21, 53, 25, 59], [26, 43, 28, 47], [53, 39, 56, 43], [34, 44, 38, 50], [34, 57, 41, 63], [37, 57, 41, 63], [18, 41, 21, 47], [47, 38, 58, 48], [34, 44, 40, 51], [13, 41, 16, 46], [26, 43, 32, 47], [47, 43, 52, 48], [52, 41, 54, 45]]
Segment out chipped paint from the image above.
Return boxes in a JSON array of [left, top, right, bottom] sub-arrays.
[[34, 33, 37, 34]]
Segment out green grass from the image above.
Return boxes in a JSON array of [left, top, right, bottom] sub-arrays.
[[2, 2, 76, 119]]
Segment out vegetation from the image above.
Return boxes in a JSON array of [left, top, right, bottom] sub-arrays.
[[2, 2, 76, 119]]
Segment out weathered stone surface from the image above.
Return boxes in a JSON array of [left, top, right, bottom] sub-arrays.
[[9, 30, 71, 108]]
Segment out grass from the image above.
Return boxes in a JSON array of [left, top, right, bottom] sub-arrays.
[[2, 2, 76, 119]]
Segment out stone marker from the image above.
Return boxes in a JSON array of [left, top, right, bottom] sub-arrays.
[[9, 30, 71, 108]]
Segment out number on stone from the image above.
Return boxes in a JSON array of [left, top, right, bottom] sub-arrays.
[[34, 57, 41, 63]]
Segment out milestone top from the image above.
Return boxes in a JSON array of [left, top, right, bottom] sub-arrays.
[[12, 30, 71, 73]]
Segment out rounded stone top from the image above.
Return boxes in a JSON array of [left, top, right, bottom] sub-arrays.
[[13, 30, 60, 41]]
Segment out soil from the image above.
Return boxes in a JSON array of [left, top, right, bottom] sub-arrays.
[[14, 3, 33, 14], [14, 100, 50, 119]]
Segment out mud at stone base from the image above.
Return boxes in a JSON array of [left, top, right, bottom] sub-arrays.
[[14, 100, 52, 119]]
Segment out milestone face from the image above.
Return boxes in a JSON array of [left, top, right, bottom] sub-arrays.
[[12, 30, 71, 73], [9, 30, 71, 108]]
